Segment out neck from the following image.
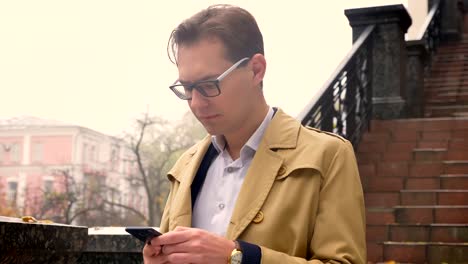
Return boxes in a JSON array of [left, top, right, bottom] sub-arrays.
[[224, 104, 269, 160]]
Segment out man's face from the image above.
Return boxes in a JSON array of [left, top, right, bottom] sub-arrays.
[[177, 38, 257, 136]]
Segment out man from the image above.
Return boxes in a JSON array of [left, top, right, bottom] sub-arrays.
[[144, 4, 366, 264]]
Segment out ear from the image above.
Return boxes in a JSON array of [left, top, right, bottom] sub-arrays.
[[250, 54, 266, 87]]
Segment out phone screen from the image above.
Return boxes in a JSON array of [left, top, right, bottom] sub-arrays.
[[125, 227, 162, 243]]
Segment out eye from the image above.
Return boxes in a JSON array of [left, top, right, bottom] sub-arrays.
[[182, 84, 193, 92], [196, 82, 217, 90]]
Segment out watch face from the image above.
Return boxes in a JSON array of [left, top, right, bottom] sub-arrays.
[[231, 252, 242, 264]]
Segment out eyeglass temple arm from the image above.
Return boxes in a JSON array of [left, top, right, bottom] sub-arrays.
[[217, 57, 250, 81]]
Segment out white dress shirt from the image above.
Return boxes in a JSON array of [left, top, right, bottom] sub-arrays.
[[192, 107, 274, 236]]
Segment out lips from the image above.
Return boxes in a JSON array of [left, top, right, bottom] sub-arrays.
[[198, 114, 220, 121]]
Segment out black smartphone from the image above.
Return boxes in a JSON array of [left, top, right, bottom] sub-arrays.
[[125, 227, 162, 243]]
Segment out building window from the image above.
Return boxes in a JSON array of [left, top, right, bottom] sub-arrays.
[[10, 143, 20, 163], [7, 181, 18, 204], [90, 146, 95, 162], [110, 148, 120, 171], [32, 142, 44, 163], [83, 143, 88, 163], [43, 179, 54, 193]]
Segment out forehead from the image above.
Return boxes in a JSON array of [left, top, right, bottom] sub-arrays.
[[177, 38, 231, 82]]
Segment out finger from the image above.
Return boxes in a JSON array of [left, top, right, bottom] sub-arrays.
[[148, 236, 163, 251], [143, 243, 159, 257], [173, 226, 190, 231], [160, 238, 196, 256], [166, 252, 199, 264], [144, 252, 169, 264], [151, 229, 192, 246]]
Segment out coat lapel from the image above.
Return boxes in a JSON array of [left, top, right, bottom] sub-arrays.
[[169, 136, 212, 229], [226, 109, 300, 239], [226, 147, 283, 239]]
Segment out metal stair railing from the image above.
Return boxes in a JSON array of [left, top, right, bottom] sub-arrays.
[[297, 25, 375, 148]]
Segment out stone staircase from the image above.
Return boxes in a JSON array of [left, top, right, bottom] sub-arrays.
[[424, 34, 468, 118], [359, 36, 468, 263]]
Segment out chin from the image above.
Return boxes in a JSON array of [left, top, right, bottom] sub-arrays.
[[202, 125, 222, 136]]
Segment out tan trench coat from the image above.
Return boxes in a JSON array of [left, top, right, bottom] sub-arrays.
[[159, 109, 366, 264]]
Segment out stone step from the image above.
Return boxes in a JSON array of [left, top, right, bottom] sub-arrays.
[[437, 45, 468, 50], [426, 92, 468, 103], [425, 87, 468, 95], [400, 190, 468, 206], [417, 140, 449, 149], [357, 138, 468, 151], [365, 192, 400, 207], [446, 149, 468, 160], [433, 59, 468, 65], [430, 62, 468, 68], [424, 87, 468, 95], [452, 111, 468, 117], [380, 242, 468, 264], [363, 176, 405, 192], [425, 92, 468, 99], [394, 205, 468, 224], [361, 175, 468, 191], [406, 177, 444, 190], [434, 57, 468, 63], [358, 147, 468, 163], [424, 79, 464, 86], [370, 117, 468, 133], [427, 91, 468, 97], [434, 44, 468, 50], [406, 161, 446, 177], [367, 223, 468, 243], [425, 105, 468, 117], [429, 67, 468, 74], [366, 208, 395, 225], [360, 161, 468, 179], [406, 175, 468, 190], [358, 133, 467, 151], [413, 148, 447, 162], [365, 189, 468, 207], [443, 160, 468, 174], [434, 53, 468, 59], [424, 82, 468, 89], [428, 71, 468, 78], [440, 174, 468, 189]]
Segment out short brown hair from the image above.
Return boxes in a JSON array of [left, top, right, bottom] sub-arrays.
[[168, 4, 264, 64]]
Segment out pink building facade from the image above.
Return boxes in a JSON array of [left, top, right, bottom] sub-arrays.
[[0, 117, 145, 223]]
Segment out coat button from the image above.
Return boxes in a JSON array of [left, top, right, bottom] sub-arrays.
[[252, 211, 264, 223], [278, 165, 286, 176]]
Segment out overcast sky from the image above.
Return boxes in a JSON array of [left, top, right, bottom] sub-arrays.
[[0, 0, 409, 136]]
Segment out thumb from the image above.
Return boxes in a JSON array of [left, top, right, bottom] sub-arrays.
[[174, 226, 190, 232]]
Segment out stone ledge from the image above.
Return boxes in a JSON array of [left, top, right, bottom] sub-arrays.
[[0, 218, 88, 264], [0, 219, 152, 264]]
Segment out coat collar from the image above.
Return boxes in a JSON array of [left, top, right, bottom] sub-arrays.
[[168, 108, 302, 236], [188, 108, 300, 154]]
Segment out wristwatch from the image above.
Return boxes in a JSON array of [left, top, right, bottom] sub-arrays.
[[228, 240, 243, 264]]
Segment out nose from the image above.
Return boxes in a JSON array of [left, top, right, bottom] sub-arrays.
[[188, 89, 209, 109]]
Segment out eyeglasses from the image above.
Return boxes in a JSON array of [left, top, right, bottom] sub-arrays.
[[169, 57, 250, 100]]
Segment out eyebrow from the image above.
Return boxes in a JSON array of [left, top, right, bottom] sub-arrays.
[[178, 73, 220, 85]]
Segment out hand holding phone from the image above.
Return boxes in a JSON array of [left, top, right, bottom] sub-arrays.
[[125, 227, 162, 243]]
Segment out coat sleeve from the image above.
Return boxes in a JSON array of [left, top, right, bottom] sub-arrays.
[[159, 177, 177, 233], [260, 140, 367, 264]]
